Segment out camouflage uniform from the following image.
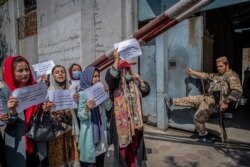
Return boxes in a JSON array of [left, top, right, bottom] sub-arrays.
[[173, 69, 242, 135]]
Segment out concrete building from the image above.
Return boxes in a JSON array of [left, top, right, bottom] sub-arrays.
[[0, 0, 250, 131]]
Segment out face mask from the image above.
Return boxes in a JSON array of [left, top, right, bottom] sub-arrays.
[[72, 71, 81, 80], [125, 74, 133, 82], [55, 80, 66, 87]]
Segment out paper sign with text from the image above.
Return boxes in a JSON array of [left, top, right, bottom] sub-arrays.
[[12, 82, 48, 113], [82, 82, 109, 107], [47, 89, 77, 111], [114, 38, 142, 60], [32, 60, 55, 77]]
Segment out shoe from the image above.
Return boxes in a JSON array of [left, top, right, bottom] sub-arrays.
[[164, 93, 172, 107], [196, 135, 215, 143], [195, 132, 217, 143], [198, 131, 208, 137]]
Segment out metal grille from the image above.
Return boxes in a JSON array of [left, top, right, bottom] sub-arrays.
[[17, 10, 37, 40]]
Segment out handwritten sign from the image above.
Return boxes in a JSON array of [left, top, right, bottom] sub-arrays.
[[82, 82, 109, 107], [71, 80, 80, 91], [32, 60, 55, 77], [114, 38, 142, 60], [47, 89, 77, 111], [12, 82, 48, 113], [0, 100, 5, 126]]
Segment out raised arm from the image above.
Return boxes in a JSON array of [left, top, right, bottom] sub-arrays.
[[186, 68, 206, 79]]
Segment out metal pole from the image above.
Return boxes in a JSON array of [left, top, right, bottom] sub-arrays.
[[140, 0, 214, 43], [132, 0, 201, 40], [88, 0, 214, 71]]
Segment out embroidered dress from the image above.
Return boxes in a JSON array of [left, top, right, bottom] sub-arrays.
[[47, 66, 80, 167]]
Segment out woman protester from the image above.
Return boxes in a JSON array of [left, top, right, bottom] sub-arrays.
[[77, 67, 112, 167], [0, 56, 48, 167], [105, 50, 150, 167], [47, 65, 80, 167], [69, 63, 83, 92]]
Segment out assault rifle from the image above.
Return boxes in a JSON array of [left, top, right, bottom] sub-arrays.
[[212, 91, 229, 148]]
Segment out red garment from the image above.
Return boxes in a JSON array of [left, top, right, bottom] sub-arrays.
[[118, 60, 136, 69], [120, 134, 139, 167], [2, 55, 39, 154]]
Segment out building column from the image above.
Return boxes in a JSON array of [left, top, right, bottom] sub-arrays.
[[156, 34, 168, 130]]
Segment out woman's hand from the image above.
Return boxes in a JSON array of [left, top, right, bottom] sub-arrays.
[[0, 113, 9, 123], [133, 73, 146, 86], [73, 93, 79, 101], [113, 48, 119, 70], [7, 96, 18, 116], [42, 101, 55, 112], [41, 74, 48, 82], [86, 100, 95, 111], [104, 85, 109, 93], [113, 48, 119, 61]]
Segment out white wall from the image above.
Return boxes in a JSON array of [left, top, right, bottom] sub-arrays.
[[37, 0, 137, 71], [0, 0, 19, 62], [37, 0, 82, 70], [19, 35, 38, 64]]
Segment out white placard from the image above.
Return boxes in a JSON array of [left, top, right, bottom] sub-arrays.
[[48, 89, 77, 111], [32, 60, 55, 77], [0, 100, 5, 126], [71, 80, 80, 90], [12, 82, 48, 113], [82, 82, 109, 107], [114, 38, 142, 60]]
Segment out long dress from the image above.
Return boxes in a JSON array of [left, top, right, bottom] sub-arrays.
[[105, 67, 150, 167], [47, 73, 80, 167]]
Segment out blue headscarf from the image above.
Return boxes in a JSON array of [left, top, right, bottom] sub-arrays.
[[79, 67, 102, 145]]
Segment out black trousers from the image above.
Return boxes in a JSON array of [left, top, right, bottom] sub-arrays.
[[80, 153, 105, 167], [0, 134, 6, 167]]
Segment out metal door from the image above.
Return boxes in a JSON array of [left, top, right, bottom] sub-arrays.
[[165, 16, 203, 131], [140, 45, 157, 125]]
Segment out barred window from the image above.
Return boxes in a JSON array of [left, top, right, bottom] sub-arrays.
[[17, 10, 37, 40], [17, 0, 37, 39]]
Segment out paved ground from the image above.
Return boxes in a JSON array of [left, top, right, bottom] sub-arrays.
[[105, 104, 250, 167]]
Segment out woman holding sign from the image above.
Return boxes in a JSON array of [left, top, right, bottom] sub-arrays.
[[105, 50, 150, 167], [47, 65, 80, 167], [77, 67, 112, 167], [0, 56, 48, 167]]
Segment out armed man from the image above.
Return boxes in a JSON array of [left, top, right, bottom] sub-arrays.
[[165, 56, 242, 137]]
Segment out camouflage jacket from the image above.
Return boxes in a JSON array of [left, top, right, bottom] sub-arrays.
[[200, 69, 242, 103]]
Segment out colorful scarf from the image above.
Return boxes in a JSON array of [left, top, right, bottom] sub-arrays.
[[113, 69, 143, 148]]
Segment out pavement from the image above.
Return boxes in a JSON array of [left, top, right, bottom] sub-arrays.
[[105, 104, 250, 167]]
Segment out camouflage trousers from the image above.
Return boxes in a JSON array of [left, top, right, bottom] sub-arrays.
[[173, 95, 216, 135]]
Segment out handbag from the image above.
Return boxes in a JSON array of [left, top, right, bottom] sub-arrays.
[[26, 107, 55, 141], [50, 110, 72, 137]]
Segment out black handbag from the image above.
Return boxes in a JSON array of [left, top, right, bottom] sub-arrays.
[[26, 107, 55, 141]]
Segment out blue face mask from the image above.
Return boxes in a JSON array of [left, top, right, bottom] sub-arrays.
[[125, 74, 133, 82], [72, 71, 81, 80]]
